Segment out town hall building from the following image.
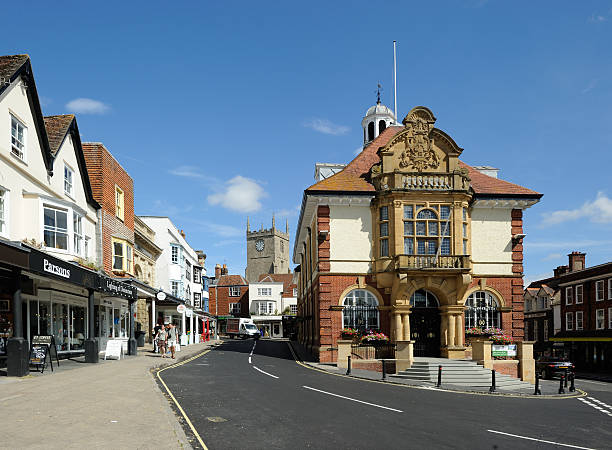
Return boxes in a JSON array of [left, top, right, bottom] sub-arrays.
[[294, 100, 542, 362]]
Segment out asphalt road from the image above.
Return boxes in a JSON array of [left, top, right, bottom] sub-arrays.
[[160, 339, 612, 450]]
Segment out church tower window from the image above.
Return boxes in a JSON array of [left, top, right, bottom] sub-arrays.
[[379, 120, 386, 134], [367, 122, 375, 142]]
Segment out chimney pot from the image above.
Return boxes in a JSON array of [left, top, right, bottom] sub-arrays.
[[568, 252, 586, 272]]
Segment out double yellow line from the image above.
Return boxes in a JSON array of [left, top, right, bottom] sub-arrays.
[[156, 349, 213, 450]]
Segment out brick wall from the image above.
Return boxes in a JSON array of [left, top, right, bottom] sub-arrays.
[[83, 143, 135, 278], [209, 285, 249, 317]]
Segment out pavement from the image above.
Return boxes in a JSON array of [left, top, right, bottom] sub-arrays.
[[288, 340, 581, 397], [0, 340, 220, 449], [160, 338, 612, 450]]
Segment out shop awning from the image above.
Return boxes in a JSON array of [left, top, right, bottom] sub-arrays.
[[0, 238, 29, 270]]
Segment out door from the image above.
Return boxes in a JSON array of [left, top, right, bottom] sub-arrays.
[[410, 308, 441, 357]]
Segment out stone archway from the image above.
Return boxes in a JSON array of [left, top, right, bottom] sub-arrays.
[[409, 289, 441, 357]]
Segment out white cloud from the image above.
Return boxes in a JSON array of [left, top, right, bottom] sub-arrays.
[[207, 175, 267, 213], [303, 118, 350, 136], [275, 205, 300, 218], [589, 13, 607, 23], [581, 79, 598, 94], [542, 253, 562, 261], [169, 165, 204, 178], [541, 192, 612, 226], [529, 239, 612, 249], [65, 98, 110, 114]]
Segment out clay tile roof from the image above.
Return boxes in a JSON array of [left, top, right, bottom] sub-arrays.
[[44, 115, 74, 156], [306, 126, 402, 193], [217, 274, 248, 286], [0, 54, 29, 81], [305, 125, 541, 198], [458, 161, 541, 198]]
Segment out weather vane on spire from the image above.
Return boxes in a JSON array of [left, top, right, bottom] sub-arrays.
[[376, 83, 382, 104]]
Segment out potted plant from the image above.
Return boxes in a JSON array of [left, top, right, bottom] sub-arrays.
[[490, 334, 513, 345]]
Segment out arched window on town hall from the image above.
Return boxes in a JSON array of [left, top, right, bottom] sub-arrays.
[[342, 289, 379, 331], [403, 205, 452, 256], [465, 291, 500, 328], [410, 289, 439, 308]]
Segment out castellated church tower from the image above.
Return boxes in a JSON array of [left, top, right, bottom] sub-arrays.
[[245, 215, 290, 282]]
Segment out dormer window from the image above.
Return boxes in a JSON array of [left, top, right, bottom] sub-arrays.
[[64, 164, 74, 197], [10, 115, 26, 160]]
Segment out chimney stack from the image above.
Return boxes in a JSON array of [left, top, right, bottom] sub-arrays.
[[179, 229, 186, 239], [222, 264, 228, 275], [196, 250, 206, 266], [568, 252, 586, 272], [215, 264, 221, 279], [553, 265, 569, 278]]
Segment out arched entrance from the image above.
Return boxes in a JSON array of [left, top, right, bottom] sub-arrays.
[[409, 290, 440, 357]]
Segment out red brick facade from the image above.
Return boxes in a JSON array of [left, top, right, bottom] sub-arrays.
[[83, 143, 134, 277], [209, 284, 249, 317]]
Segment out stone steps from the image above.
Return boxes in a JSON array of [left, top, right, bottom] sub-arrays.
[[391, 358, 533, 389]]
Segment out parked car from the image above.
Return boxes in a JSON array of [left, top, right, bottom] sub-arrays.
[[536, 357, 574, 379]]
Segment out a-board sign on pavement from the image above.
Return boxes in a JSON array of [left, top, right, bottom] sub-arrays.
[[104, 339, 124, 360]]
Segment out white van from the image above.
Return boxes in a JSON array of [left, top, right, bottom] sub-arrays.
[[227, 318, 260, 339]]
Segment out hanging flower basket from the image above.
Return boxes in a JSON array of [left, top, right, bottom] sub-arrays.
[[490, 334, 513, 345]]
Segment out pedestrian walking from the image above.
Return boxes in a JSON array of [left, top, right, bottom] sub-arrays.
[[167, 323, 177, 359], [156, 324, 168, 358]]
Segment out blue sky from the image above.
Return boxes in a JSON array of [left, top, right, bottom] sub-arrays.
[[3, 1, 612, 282]]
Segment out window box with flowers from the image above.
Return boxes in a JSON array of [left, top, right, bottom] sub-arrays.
[[341, 328, 359, 341], [360, 331, 390, 347]]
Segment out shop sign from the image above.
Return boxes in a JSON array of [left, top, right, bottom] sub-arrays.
[[177, 304, 186, 314], [104, 339, 124, 360], [185, 309, 193, 317], [28, 249, 96, 288], [491, 344, 517, 357], [156, 291, 167, 301], [99, 277, 137, 300]]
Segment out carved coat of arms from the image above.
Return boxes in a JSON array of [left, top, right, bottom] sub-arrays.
[[398, 115, 439, 172]]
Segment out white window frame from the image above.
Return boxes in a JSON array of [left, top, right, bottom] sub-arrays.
[[290, 304, 297, 315], [229, 286, 240, 297], [171, 245, 179, 264], [596, 309, 605, 330], [608, 307, 612, 330], [258, 287, 272, 296], [115, 185, 124, 221], [73, 213, 83, 256], [575, 285, 583, 304], [0, 187, 7, 237], [576, 311, 583, 331], [84, 236, 90, 259], [10, 114, 26, 161], [596, 280, 604, 301], [293, 288, 297, 297], [171, 281, 180, 297], [609, 279, 612, 300], [64, 164, 74, 197], [565, 287, 573, 305], [565, 312, 573, 331], [43, 204, 69, 252], [230, 302, 241, 314]]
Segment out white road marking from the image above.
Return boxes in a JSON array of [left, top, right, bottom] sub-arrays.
[[587, 397, 612, 410], [577, 379, 610, 386], [487, 430, 595, 449], [253, 366, 279, 379], [248, 356, 252, 364], [578, 397, 612, 417], [250, 341, 256, 356], [195, 363, 209, 366], [302, 386, 403, 413]]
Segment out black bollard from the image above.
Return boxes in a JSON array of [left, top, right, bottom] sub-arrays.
[[489, 369, 497, 393], [346, 355, 352, 375], [559, 374, 565, 394], [564, 368, 568, 388], [437, 365, 442, 387], [382, 359, 387, 380], [569, 372, 576, 393], [534, 372, 542, 395]]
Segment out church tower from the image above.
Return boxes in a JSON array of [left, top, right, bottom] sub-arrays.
[[245, 216, 290, 282]]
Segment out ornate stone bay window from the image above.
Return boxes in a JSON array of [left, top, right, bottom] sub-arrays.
[[369, 107, 473, 358]]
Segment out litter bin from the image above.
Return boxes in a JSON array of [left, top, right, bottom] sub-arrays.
[[136, 331, 145, 347]]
